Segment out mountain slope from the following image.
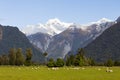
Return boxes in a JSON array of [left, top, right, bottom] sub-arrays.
[[84, 22, 120, 62], [26, 18, 115, 59], [46, 21, 115, 59], [28, 32, 52, 52], [116, 16, 120, 22], [46, 25, 90, 59], [0, 25, 44, 62]]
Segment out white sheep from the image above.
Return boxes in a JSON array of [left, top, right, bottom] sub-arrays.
[[106, 67, 113, 72], [52, 67, 59, 70], [73, 67, 80, 70]]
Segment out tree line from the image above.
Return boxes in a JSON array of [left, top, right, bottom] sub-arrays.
[[47, 48, 95, 67], [46, 48, 120, 67], [0, 48, 32, 66], [0, 48, 120, 67]]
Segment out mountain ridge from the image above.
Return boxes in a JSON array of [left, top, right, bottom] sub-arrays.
[[84, 22, 120, 62], [22, 18, 113, 36], [27, 18, 115, 59], [22, 18, 73, 36], [0, 25, 44, 63]]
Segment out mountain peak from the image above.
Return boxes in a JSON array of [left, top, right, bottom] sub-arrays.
[[46, 18, 73, 28], [22, 18, 113, 36], [90, 18, 112, 25], [22, 18, 73, 36], [98, 18, 112, 23]]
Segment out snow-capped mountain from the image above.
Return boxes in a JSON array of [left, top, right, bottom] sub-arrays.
[[46, 20, 115, 59], [25, 18, 116, 59], [86, 18, 115, 39], [22, 18, 73, 36]]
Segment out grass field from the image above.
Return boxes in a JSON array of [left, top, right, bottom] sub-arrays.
[[0, 66, 119, 80]]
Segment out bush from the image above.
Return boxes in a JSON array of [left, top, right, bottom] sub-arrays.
[[47, 58, 55, 67], [105, 59, 114, 67], [55, 58, 64, 67]]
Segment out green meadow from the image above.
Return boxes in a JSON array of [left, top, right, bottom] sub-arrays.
[[0, 66, 119, 80]]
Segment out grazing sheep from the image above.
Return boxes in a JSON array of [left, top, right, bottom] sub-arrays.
[[109, 70, 113, 72], [106, 67, 113, 72], [73, 67, 80, 70], [52, 67, 59, 70]]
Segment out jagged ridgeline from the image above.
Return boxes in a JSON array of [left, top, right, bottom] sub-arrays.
[[0, 25, 44, 63]]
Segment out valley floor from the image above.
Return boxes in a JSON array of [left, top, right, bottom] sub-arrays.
[[0, 66, 120, 80]]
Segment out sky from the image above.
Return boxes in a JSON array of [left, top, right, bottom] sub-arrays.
[[0, 0, 120, 29]]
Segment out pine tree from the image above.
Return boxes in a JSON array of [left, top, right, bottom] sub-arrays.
[[66, 57, 71, 66], [15, 48, 25, 66], [74, 48, 87, 66], [77, 48, 85, 59], [66, 54, 75, 66], [25, 48, 33, 66], [105, 59, 114, 67], [74, 53, 80, 66], [88, 58, 95, 66], [8, 48, 16, 65], [1, 54, 9, 65]]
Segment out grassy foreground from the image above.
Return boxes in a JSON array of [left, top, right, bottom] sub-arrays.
[[0, 66, 120, 80]]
